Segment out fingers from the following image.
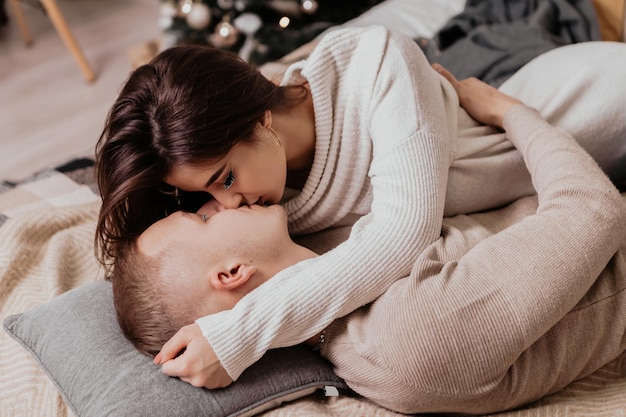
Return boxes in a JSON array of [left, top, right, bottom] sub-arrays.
[[156, 325, 235, 389], [161, 349, 195, 379], [158, 325, 206, 384], [164, 354, 233, 389], [432, 64, 480, 93], [431, 63, 522, 128], [155, 324, 195, 364], [432, 63, 458, 86], [162, 356, 210, 388]]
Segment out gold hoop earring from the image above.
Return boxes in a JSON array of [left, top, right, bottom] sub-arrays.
[[268, 127, 282, 147], [174, 187, 181, 208]]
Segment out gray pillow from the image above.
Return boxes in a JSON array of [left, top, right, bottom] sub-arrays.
[[3, 280, 349, 417]]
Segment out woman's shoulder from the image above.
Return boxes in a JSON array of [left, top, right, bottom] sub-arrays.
[[327, 24, 418, 44], [325, 24, 389, 38], [313, 25, 420, 65], [304, 25, 399, 70], [317, 25, 392, 48]]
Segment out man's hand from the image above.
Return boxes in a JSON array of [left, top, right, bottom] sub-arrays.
[[154, 323, 234, 389], [432, 63, 522, 129]]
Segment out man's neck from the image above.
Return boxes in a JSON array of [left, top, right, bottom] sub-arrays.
[[272, 243, 318, 276]]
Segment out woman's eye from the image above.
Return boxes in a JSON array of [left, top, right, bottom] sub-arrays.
[[223, 170, 235, 190]]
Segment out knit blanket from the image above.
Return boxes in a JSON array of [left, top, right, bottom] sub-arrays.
[[0, 161, 625, 417], [0, 165, 101, 417]]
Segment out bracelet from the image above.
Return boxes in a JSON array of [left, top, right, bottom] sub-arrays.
[[313, 329, 327, 352]]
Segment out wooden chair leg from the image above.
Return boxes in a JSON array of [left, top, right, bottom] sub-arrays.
[[39, 0, 96, 82], [7, 0, 33, 45]]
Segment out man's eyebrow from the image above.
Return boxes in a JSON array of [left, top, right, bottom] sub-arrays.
[[205, 163, 226, 188]]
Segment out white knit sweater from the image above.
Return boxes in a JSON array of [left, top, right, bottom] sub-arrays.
[[196, 26, 461, 380]]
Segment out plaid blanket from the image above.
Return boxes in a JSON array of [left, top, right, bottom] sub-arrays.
[[0, 158, 102, 417], [0, 158, 99, 229]]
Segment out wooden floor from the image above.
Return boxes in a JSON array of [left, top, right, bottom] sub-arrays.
[[0, 0, 161, 181]]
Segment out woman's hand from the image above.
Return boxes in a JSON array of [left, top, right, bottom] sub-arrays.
[[432, 63, 522, 129], [154, 323, 234, 389]]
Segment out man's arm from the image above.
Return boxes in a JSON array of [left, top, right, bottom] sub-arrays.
[[321, 69, 626, 414]]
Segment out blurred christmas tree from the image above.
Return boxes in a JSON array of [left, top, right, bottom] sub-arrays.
[[158, 0, 386, 65]]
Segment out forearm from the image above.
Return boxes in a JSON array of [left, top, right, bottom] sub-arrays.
[[504, 105, 625, 223], [455, 105, 626, 348]]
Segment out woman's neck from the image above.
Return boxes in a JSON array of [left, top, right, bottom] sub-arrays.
[[272, 87, 316, 189]]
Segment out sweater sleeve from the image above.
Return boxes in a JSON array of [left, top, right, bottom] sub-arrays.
[[196, 27, 456, 380]]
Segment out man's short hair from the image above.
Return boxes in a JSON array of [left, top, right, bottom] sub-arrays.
[[111, 239, 203, 356]]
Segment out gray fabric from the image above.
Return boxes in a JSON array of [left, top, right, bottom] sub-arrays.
[[416, 0, 601, 86], [3, 280, 349, 417]]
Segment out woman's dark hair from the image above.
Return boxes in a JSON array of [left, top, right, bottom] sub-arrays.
[[95, 45, 306, 269]]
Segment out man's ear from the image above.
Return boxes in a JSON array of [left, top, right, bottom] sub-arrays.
[[209, 264, 257, 291]]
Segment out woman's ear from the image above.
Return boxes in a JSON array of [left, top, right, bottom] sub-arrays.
[[261, 110, 272, 129], [210, 264, 257, 291]]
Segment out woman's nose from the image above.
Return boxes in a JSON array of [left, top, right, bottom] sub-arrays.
[[210, 189, 243, 209], [196, 199, 225, 218]]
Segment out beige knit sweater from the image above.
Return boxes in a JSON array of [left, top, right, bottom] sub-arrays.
[[322, 105, 626, 414]]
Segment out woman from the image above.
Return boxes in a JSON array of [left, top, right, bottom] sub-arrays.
[[95, 25, 626, 387]]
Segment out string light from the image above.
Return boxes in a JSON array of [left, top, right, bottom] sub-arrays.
[[219, 23, 232, 37], [301, 0, 318, 14], [279, 16, 290, 28], [180, 0, 193, 15]]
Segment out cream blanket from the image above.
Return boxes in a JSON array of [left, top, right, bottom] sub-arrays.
[[1, 168, 625, 417]]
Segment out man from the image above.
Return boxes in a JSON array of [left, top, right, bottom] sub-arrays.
[[112, 70, 626, 415]]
